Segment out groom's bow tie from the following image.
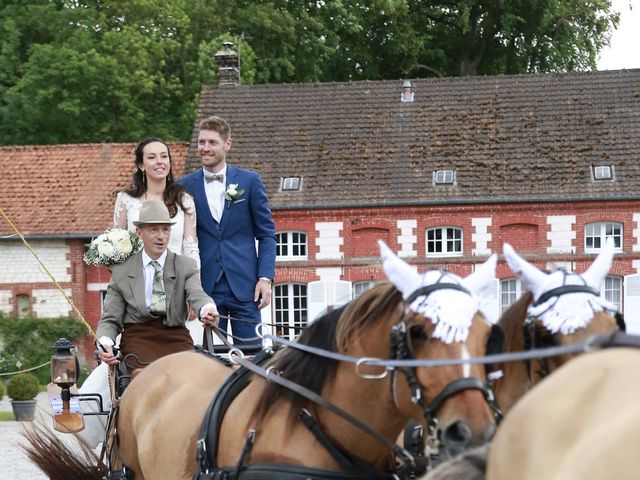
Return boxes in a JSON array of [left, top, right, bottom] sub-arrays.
[[205, 173, 224, 184]]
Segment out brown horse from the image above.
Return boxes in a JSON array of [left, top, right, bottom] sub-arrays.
[[491, 241, 622, 413], [25, 242, 500, 479], [488, 345, 640, 480]]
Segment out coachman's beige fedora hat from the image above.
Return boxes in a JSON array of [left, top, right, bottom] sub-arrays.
[[133, 200, 176, 226]]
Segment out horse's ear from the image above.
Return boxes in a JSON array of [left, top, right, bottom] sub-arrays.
[[583, 237, 615, 289], [463, 254, 497, 296], [378, 240, 421, 299], [503, 243, 547, 300]]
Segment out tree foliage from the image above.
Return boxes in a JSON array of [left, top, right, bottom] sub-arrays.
[[0, 0, 619, 144], [0, 314, 88, 385]]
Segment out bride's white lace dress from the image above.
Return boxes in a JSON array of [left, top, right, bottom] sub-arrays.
[[80, 191, 205, 447], [113, 191, 200, 267]]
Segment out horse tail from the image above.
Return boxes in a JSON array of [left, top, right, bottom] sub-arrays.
[[21, 424, 106, 480], [421, 444, 489, 480]]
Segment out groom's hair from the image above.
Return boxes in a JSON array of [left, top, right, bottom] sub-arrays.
[[199, 115, 231, 140]]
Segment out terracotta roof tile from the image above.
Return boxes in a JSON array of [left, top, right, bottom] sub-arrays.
[[188, 69, 640, 209], [0, 143, 188, 236]]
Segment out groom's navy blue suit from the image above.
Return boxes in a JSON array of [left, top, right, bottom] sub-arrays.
[[179, 165, 276, 343]]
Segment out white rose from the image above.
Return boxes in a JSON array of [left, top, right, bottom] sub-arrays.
[[95, 233, 107, 243], [106, 230, 121, 243], [116, 236, 133, 254], [97, 242, 115, 258], [227, 184, 238, 196]]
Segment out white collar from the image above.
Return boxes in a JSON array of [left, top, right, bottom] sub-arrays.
[[142, 249, 168, 268]]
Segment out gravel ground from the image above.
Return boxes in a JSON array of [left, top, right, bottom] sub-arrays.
[[0, 392, 81, 479]]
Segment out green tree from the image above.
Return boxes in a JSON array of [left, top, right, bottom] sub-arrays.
[[0, 0, 620, 145]]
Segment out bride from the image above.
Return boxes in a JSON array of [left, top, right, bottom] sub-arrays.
[[80, 137, 204, 447]]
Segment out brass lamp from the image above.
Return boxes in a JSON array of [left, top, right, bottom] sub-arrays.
[[51, 337, 79, 390], [49, 337, 85, 433]]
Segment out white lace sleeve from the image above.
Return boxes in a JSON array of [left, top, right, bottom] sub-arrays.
[[182, 193, 200, 269], [113, 192, 128, 229]]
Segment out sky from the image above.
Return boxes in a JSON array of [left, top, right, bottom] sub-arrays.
[[597, 0, 639, 70]]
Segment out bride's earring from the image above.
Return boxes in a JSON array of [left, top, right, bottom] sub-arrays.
[[142, 170, 146, 183]]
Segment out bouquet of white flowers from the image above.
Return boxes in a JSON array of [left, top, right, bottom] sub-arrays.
[[84, 228, 142, 266]]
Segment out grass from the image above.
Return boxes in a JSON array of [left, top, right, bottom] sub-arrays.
[[0, 411, 16, 421]]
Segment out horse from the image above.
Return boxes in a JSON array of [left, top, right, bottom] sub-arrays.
[[24, 241, 501, 479], [490, 240, 623, 413], [487, 344, 640, 480]]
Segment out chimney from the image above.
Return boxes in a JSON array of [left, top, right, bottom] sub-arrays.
[[214, 41, 240, 86]]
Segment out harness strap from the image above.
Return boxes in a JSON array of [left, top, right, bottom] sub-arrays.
[[405, 282, 471, 305], [193, 347, 273, 478], [533, 285, 599, 307], [297, 409, 392, 479], [232, 429, 256, 479], [229, 351, 417, 472], [427, 377, 495, 417]]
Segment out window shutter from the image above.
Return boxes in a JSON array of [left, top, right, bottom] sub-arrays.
[[624, 274, 640, 334], [307, 280, 327, 324], [479, 279, 500, 324], [333, 280, 353, 307]]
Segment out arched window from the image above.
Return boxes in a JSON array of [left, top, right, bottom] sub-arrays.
[[276, 231, 308, 260], [273, 283, 307, 340], [426, 227, 463, 257]]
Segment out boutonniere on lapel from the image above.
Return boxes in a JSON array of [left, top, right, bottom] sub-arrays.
[[223, 183, 245, 208]]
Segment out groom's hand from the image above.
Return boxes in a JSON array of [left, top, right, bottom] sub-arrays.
[[255, 278, 272, 310]]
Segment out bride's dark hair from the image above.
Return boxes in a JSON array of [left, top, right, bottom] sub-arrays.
[[125, 137, 187, 217]]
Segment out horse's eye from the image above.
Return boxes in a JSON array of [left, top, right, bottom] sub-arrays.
[[409, 325, 428, 341]]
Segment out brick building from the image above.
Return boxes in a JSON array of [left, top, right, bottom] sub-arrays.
[[0, 143, 188, 358], [187, 68, 640, 336], [1, 69, 640, 366]]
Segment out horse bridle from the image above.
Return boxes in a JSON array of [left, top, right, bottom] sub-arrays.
[[389, 277, 502, 441], [523, 272, 602, 381]]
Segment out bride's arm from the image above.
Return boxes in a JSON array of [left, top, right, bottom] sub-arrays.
[[113, 192, 128, 229], [182, 193, 200, 269]]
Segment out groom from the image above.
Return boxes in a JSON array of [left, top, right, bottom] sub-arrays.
[[179, 115, 276, 346]]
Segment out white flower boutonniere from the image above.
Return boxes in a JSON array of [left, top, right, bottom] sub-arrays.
[[223, 183, 245, 208], [84, 227, 142, 266]]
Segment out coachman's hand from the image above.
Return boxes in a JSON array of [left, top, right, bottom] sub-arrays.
[[200, 307, 219, 327]]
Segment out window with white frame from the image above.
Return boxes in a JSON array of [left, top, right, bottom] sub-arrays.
[[426, 227, 463, 257], [584, 222, 622, 252], [273, 283, 307, 340], [433, 170, 456, 185], [276, 231, 308, 260], [592, 165, 614, 181], [500, 278, 523, 313], [353, 281, 375, 298], [602, 275, 622, 312], [282, 177, 301, 191]]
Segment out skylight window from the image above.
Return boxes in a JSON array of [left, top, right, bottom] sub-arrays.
[[433, 170, 456, 185], [282, 176, 301, 191], [592, 165, 614, 181]]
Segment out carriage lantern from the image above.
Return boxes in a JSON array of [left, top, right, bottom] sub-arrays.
[[51, 337, 79, 390]]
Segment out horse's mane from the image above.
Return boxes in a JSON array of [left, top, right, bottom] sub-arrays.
[[251, 282, 402, 426], [497, 291, 534, 354]]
